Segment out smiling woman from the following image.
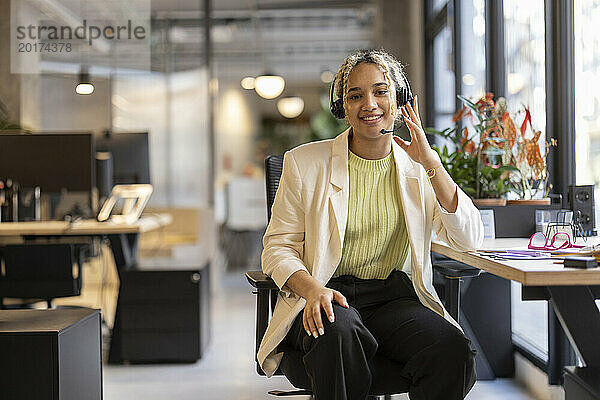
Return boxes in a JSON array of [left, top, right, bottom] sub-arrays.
[[258, 48, 485, 400], [345, 64, 395, 137]]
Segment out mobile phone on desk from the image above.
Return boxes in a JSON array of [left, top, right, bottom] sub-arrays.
[[563, 256, 598, 269]]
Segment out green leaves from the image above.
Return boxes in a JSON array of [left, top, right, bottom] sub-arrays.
[[0, 99, 22, 131]]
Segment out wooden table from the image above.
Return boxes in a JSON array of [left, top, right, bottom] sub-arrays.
[[0, 214, 171, 268], [0, 214, 172, 237], [433, 237, 600, 286], [433, 237, 600, 389]]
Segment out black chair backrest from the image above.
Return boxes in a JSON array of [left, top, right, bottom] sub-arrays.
[[264, 155, 284, 222], [0, 243, 82, 300]]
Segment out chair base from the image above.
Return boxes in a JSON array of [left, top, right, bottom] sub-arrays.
[[268, 389, 312, 396], [267, 389, 393, 399]]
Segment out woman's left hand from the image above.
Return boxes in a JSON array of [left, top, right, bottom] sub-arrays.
[[393, 95, 441, 170]]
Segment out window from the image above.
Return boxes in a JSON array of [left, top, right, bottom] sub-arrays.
[[504, 0, 549, 357], [433, 25, 456, 131], [503, 0, 546, 132], [460, 0, 486, 98], [574, 0, 600, 229], [432, 0, 448, 16]]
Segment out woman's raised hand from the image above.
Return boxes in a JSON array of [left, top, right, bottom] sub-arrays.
[[303, 285, 349, 338], [393, 95, 441, 170]]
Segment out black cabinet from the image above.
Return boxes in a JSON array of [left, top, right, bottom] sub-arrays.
[[0, 308, 102, 400], [110, 264, 211, 363]]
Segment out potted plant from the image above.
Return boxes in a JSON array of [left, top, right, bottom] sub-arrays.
[[427, 93, 521, 206], [427, 93, 560, 237], [428, 93, 556, 204], [499, 104, 557, 204]]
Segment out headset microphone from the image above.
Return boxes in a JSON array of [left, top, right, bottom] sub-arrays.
[[380, 124, 404, 135]]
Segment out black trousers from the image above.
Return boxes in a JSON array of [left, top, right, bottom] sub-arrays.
[[282, 270, 477, 400]]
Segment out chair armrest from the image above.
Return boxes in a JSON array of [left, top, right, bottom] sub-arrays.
[[246, 270, 278, 290], [246, 270, 279, 376], [433, 260, 482, 279]]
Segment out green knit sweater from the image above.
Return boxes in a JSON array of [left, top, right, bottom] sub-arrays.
[[333, 149, 411, 280]]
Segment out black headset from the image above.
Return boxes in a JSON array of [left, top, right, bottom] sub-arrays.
[[329, 70, 414, 120]]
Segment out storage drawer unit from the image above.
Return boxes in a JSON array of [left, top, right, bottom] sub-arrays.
[[111, 264, 210, 363]]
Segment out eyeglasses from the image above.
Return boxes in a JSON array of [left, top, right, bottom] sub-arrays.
[[528, 232, 585, 251]]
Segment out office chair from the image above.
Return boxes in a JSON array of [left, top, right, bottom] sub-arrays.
[[246, 155, 406, 399], [0, 243, 84, 309]]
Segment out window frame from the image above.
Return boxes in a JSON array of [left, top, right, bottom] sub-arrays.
[[424, 0, 578, 385]]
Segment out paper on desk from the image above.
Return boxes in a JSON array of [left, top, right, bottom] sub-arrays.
[[473, 249, 554, 260], [551, 244, 600, 260], [479, 210, 495, 239]]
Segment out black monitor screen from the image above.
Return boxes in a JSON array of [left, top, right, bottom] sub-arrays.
[[95, 132, 150, 185], [0, 132, 94, 192]]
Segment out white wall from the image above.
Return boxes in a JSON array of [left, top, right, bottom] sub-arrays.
[[215, 85, 258, 175], [213, 84, 260, 224], [112, 68, 210, 207], [39, 74, 110, 132]]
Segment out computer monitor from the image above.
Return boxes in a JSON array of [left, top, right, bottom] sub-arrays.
[[95, 132, 151, 185], [0, 132, 95, 192]]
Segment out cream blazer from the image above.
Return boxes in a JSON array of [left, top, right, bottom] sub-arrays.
[[258, 128, 484, 377]]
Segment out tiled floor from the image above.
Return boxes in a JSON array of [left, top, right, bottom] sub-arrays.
[[103, 272, 538, 400]]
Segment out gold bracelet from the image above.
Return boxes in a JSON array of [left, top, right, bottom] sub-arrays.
[[426, 164, 442, 179]]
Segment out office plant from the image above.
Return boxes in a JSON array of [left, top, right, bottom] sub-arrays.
[[427, 93, 519, 202], [0, 98, 23, 131], [499, 105, 557, 201], [427, 93, 555, 203]]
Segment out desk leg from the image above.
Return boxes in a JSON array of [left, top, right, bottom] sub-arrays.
[[547, 286, 600, 368], [107, 233, 139, 364], [548, 303, 576, 385], [107, 233, 139, 271]]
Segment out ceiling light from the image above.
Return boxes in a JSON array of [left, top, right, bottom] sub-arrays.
[[507, 72, 525, 95], [76, 83, 94, 95], [277, 96, 304, 118], [241, 77, 255, 90], [75, 67, 94, 95], [254, 74, 285, 99], [462, 73, 476, 86], [320, 70, 334, 83]]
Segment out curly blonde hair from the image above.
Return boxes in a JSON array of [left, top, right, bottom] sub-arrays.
[[332, 49, 407, 122]]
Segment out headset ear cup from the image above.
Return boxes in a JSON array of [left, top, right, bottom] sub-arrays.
[[397, 88, 405, 108]]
